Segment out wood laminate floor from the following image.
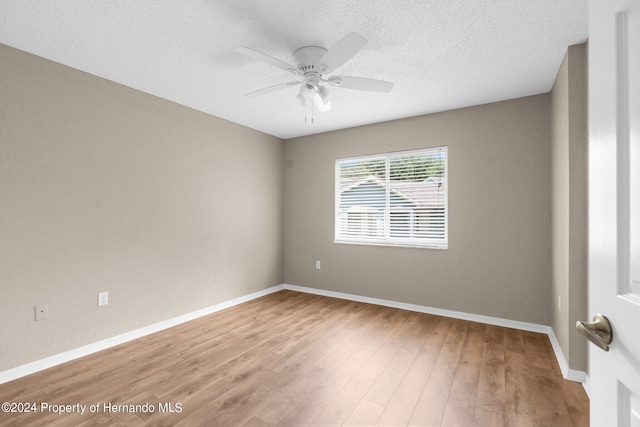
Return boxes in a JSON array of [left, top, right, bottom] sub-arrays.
[[0, 290, 588, 426]]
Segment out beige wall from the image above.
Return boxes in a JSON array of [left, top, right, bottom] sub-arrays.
[[0, 44, 284, 371], [550, 43, 588, 373], [284, 95, 553, 325]]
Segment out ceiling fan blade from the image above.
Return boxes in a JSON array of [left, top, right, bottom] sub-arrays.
[[245, 81, 301, 97], [317, 32, 367, 73], [234, 46, 301, 76], [326, 76, 394, 92], [313, 92, 332, 112]]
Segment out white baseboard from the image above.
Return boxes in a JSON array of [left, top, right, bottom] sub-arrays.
[[0, 285, 284, 385], [1, 282, 588, 395], [545, 326, 590, 396], [282, 283, 589, 391]]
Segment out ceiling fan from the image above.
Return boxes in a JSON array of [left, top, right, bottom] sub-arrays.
[[233, 33, 394, 119]]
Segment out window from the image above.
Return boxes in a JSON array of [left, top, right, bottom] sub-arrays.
[[335, 147, 447, 249]]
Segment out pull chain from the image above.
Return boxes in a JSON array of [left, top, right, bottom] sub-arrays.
[[304, 99, 315, 124]]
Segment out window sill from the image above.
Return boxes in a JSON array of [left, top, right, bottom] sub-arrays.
[[334, 239, 448, 250]]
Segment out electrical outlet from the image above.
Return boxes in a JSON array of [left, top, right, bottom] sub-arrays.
[[558, 296, 562, 312], [316, 260, 321, 269], [98, 291, 109, 307], [35, 304, 49, 321]]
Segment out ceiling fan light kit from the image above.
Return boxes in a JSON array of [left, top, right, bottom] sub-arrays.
[[234, 32, 394, 121]]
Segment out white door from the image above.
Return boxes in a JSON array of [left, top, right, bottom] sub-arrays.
[[588, 0, 640, 425]]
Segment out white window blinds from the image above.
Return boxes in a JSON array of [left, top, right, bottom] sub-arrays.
[[335, 147, 447, 249]]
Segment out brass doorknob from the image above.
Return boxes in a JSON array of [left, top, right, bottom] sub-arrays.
[[576, 314, 613, 351]]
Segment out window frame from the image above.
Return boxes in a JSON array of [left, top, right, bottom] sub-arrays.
[[335, 146, 448, 249]]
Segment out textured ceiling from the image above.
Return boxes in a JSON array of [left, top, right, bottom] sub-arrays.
[[0, 1, 587, 139]]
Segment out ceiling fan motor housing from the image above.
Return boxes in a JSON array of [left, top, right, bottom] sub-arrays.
[[294, 46, 328, 74]]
